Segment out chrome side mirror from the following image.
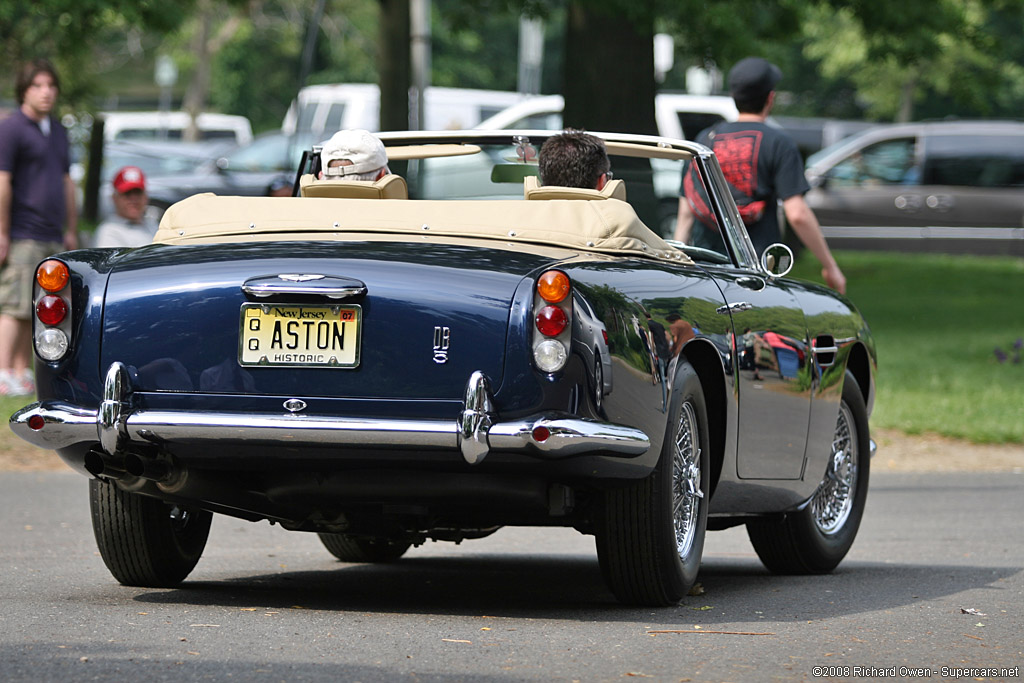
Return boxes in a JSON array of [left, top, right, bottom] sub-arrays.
[[761, 243, 794, 278]]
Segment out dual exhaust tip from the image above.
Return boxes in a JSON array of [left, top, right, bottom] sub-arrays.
[[84, 449, 180, 486]]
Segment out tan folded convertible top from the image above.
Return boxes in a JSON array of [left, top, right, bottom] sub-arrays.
[[154, 194, 692, 263]]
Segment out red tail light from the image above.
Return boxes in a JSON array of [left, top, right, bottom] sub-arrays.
[[536, 305, 568, 337], [36, 295, 67, 326]]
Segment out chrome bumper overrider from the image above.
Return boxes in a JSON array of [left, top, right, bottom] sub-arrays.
[[10, 366, 650, 466]]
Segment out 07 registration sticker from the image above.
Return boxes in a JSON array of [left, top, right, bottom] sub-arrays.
[[238, 303, 361, 368]]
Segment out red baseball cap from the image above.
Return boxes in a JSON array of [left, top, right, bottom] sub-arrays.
[[112, 165, 146, 193]]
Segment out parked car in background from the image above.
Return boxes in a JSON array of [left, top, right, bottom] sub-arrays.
[[12, 130, 876, 606], [101, 111, 254, 145], [142, 130, 315, 213], [282, 83, 525, 138], [474, 93, 740, 141], [805, 120, 1024, 255]]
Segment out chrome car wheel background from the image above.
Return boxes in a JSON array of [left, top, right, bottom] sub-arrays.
[[672, 400, 703, 560], [811, 402, 857, 534]]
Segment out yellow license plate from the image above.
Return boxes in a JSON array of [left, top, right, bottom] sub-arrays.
[[238, 304, 361, 368]]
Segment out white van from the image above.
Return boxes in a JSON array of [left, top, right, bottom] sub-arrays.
[[474, 93, 739, 140], [282, 83, 527, 136], [101, 111, 254, 145]]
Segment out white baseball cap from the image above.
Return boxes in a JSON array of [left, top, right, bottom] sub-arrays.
[[320, 129, 388, 176]]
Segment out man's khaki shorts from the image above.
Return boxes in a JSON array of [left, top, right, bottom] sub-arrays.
[[0, 239, 64, 320]]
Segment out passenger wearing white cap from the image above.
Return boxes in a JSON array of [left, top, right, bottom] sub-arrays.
[[93, 165, 159, 248], [319, 129, 390, 181]]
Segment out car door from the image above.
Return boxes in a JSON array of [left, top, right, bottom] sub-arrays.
[[705, 266, 812, 479], [807, 135, 927, 227], [685, 156, 812, 480], [920, 133, 1024, 228]]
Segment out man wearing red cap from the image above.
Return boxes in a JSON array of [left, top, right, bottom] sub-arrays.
[[93, 165, 158, 248]]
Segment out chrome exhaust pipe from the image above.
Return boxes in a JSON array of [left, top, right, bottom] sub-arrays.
[[123, 453, 176, 484], [83, 448, 128, 480]]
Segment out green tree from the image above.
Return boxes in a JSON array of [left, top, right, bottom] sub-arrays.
[[0, 1, 188, 108]]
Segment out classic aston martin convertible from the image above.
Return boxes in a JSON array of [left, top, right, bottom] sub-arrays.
[[11, 130, 876, 606]]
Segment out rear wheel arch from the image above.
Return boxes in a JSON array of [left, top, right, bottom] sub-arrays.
[[680, 341, 726, 499]]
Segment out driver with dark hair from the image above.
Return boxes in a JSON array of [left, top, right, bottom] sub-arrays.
[[538, 129, 611, 190]]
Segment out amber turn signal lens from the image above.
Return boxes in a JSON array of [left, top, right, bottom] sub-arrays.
[[537, 270, 570, 303], [36, 260, 69, 293]]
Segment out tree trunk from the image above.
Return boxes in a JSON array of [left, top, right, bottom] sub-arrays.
[[379, 0, 411, 131], [181, 0, 243, 142], [562, 1, 661, 230], [562, 1, 657, 135]]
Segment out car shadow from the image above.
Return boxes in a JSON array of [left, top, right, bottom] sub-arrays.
[[132, 553, 1020, 623]]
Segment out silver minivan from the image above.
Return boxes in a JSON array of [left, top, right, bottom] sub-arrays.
[[805, 121, 1024, 253]]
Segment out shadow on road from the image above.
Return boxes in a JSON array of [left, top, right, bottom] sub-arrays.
[[131, 554, 1020, 622]]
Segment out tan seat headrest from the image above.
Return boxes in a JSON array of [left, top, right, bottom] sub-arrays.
[[524, 174, 626, 201], [300, 173, 408, 199]]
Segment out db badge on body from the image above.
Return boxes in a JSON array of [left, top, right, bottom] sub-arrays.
[[239, 303, 361, 368]]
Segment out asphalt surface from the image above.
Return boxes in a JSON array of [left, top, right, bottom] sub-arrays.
[[1, 470, 1021, 682]]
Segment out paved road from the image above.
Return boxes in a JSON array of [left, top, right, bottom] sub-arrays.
[[1, 470, 1021, 682]]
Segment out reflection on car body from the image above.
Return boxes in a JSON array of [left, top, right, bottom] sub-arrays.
[[12, 130, 877, 606]]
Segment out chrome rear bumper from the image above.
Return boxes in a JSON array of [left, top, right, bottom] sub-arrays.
[[11, 366, 650, 466]]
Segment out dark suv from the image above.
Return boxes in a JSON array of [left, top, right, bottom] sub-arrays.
[[804, 121, 1024, 254]]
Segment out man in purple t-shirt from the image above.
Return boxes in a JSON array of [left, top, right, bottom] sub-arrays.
[[0, 58, 79, 395]]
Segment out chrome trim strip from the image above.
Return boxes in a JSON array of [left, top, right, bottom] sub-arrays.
[[821, 226, 1024, 241], [241, 283, 367, 299]]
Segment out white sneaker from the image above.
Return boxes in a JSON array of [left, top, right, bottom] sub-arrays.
[[17, 369, 35, 395], [0, 369, 34, 396]]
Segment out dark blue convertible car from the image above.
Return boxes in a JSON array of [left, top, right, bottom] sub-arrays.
[[11, 131, 876, 606]]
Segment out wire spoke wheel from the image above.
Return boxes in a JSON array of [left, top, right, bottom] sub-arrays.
[[672, 401, 703, 560], [811, 403, 857, 534]]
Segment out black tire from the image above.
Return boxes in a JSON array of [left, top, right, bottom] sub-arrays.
[[89, 478, 212, 587], [747, 370, 870, 573], [318, 533, 411, 563], [596, 362, 710, 606]]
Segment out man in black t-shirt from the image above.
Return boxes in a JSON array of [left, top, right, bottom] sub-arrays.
[[676, 57, 846, 295]]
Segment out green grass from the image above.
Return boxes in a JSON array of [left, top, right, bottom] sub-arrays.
[[790, 249, 1024, 444], [4, 249, 1023, 446]]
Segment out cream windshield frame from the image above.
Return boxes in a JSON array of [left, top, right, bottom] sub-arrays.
[[299, 130, 762, 272]]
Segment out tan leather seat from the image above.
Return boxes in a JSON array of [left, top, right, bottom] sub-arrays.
[[299, 173, 408, 199], [523, 175, 626, 201]]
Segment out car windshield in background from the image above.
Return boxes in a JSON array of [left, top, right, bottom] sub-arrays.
[[398, 138, 687, 241], [221, 130, 315, 174], [101, 141, 214, 183]]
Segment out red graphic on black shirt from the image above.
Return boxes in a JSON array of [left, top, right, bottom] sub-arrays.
[[713, 131, 767, 225]]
